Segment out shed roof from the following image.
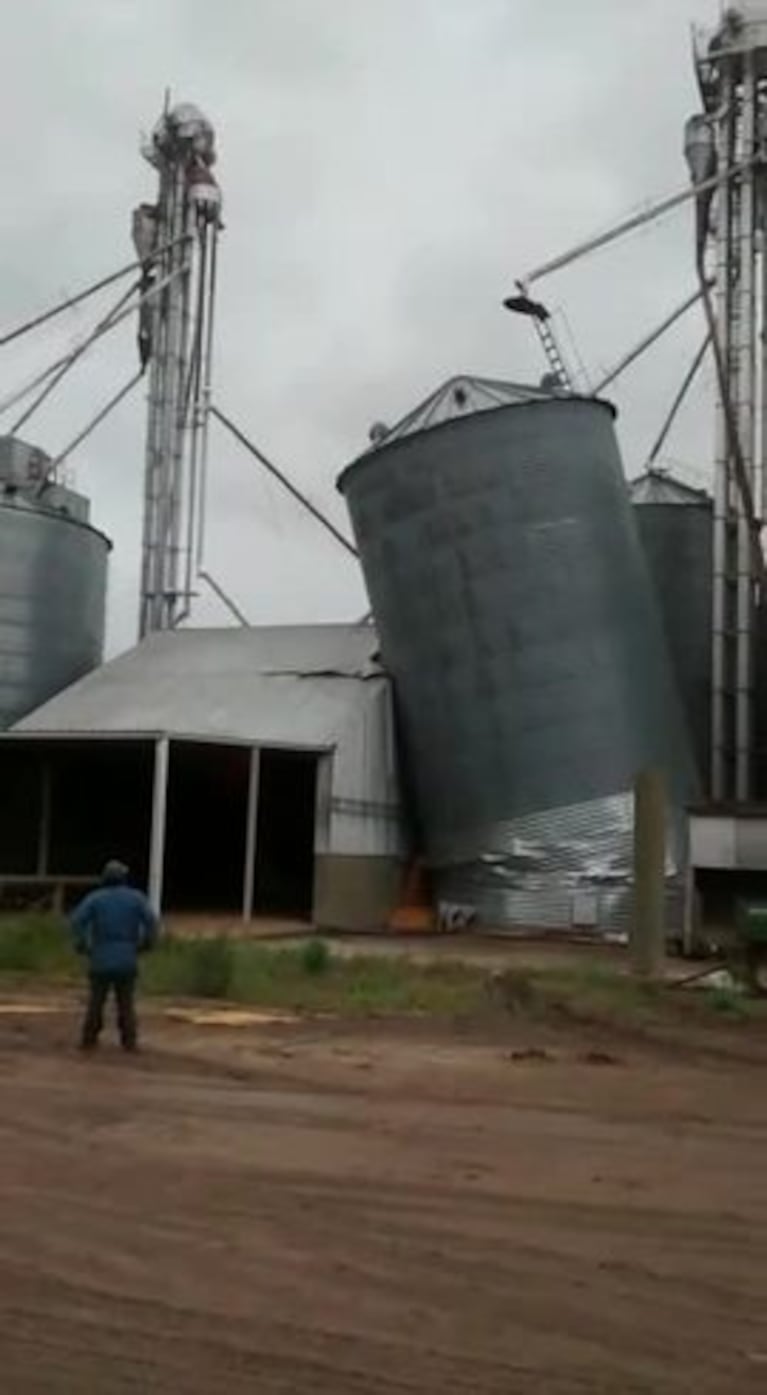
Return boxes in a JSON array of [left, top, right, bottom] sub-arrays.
[[13, 624, 385, 749]]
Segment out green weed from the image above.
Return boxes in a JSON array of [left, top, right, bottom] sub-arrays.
[[704, 985, 749, 1020], [0, 916, 74, 977], [301, 936, 331, 976], [144, 936, 234, 999]]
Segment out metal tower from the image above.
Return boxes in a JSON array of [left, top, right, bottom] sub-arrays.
[[690, 5, 767, 801], [134, 101, 222, 638]]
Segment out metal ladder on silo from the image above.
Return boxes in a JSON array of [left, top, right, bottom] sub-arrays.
[[533, 314, 575, 393]]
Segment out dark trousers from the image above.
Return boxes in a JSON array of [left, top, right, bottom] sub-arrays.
[[81, 971, 138, 1050]]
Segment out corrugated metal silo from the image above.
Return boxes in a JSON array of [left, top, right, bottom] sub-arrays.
[[338, 377, 697, 933], [0, 437, 110, 730], [629, 470, 712, 790]]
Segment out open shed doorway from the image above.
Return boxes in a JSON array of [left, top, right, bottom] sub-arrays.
[[47, 741, 154, 889], [163, 742, 250, 913], [253, 749, 318, 921]]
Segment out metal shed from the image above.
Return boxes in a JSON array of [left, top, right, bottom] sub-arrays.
[[0, 625, 404, 929]]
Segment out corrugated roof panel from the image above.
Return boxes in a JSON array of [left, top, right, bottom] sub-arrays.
[[14, 624, 385, 748]]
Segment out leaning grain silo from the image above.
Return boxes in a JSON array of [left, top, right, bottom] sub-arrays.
[[629, 469, 712, 790], [338, 376, 697, 933], [0, 437, 110, 730]]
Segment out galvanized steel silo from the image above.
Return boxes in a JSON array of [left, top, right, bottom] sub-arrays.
[[0, 437, 110, 730], [338, 378, 697, 932], [629, 470, 712, 791]]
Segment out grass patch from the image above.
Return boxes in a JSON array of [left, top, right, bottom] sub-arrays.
[[704, 985, 750, 1020], [141, 937, 233, 999], [489, 961, 767, 1031], [301, 936, 331, 977], [0, 915, 76, 979], [0, 917, 484, 1017], [141, 936, 486, 1017], [1, 913, 766, 1029], [195, 941, 485, 1018], [487, 963, 665, 1028]]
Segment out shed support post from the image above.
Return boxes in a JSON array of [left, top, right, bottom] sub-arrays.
[[242, 747, 260, 921], [37, 759, 52, 877], [149, 737, 170, 914], [314, 753, 333, 857]]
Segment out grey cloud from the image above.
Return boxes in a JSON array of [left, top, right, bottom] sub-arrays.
[[0, 0, 722, 655]]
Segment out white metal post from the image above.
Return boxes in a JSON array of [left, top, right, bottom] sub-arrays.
[[195, 224, 219, 572], [711, 64, 735, 802], [140, 169, 172, 639], [138, 104, 221, 639], [242, 747, 260, 921], [735, 50, 758, 801], [140, 257, 164, 638], [704, 28, 764, 804], [149, 737, 170, 913], [314, 753, 333, 858], [163, 165, 191, 627]]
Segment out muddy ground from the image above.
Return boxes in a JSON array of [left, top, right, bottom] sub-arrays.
[[0, 992, 766, 1393]]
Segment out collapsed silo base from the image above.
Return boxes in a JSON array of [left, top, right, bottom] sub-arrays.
[[430, 790, 685, 938]]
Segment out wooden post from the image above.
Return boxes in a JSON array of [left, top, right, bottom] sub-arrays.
[[682, 861, 696, 958], [632, 767, 667, 979]]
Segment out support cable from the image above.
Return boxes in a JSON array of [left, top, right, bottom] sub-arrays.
[[38, 369, 144, 489], [593, 286, 707, 396], [198, 570, 251, 627], [10, 265, 182, 438], [647, 333, 712, 467], [0, 233, 191, 352], [695, 248, 764, 583], [0, 350, 74, 419], [10, 279, 141, 436], [209, 402, 359, 560], [522, 162, 754, 289]]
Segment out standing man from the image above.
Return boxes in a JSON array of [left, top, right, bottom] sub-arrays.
[[71, 860, 159, 1052]]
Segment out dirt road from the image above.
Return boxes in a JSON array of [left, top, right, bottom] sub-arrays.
[[0, 996, 766, 1392]]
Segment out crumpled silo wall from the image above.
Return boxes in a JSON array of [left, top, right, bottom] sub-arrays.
[[339, 396, 698, 934]]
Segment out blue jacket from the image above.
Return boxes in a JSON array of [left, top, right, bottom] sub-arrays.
[[71, 886, 159, 975]]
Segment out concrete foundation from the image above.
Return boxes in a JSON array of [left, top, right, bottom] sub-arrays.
[[314, 854, 404, 931]]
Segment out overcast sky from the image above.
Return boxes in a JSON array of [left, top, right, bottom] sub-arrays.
[[1, 0, 722, 654]]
